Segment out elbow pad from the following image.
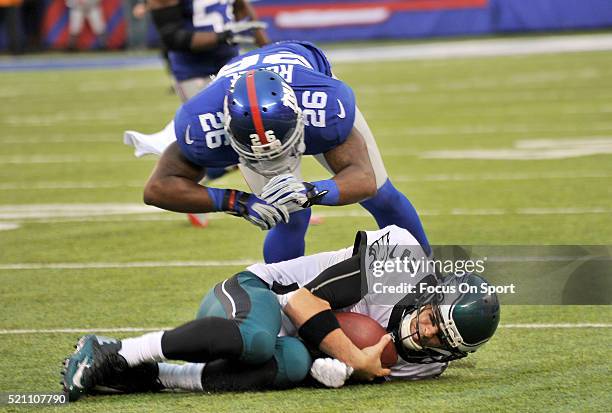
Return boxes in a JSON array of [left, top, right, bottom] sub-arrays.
[[151, 5, 193, 51]]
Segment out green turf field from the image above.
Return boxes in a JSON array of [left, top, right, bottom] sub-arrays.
[[1, 39, 611, 412]]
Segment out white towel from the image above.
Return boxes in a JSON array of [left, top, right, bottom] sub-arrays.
[[123, 121, 176, 158]]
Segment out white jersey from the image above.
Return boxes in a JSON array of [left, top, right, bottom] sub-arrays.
[[247, 225, 448, 380]]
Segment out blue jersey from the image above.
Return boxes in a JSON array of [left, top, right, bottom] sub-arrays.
[[174, 41, 357, 168], [169, 0, 239, 81]]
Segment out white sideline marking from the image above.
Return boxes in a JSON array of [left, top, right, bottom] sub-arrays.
[[326, 34, 612, 63], [0, 324, 610, 335], [0, 259, 256, 270]]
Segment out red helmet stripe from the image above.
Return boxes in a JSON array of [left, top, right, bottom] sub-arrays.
[[245, 70, 269, 145]]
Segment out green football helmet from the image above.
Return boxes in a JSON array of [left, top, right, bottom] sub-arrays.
[[398, 273, 501, 363]]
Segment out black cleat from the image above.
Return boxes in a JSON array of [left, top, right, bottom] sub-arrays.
[[61, 335, 128, 402]]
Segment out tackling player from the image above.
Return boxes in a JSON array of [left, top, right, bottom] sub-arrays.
[[61, 225, 500, 400], [128, 40, 430, 263]]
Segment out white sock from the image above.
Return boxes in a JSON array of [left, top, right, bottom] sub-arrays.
[[118, 331, 165, 367], [158, 363, 205, 392]]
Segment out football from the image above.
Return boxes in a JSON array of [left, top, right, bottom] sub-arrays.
[[335, 312, 398, 368]]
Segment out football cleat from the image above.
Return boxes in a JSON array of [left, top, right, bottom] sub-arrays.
[[92, 362, 163, 395], [61, 335, 128, 402]]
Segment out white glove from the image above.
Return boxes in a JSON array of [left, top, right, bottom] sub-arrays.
[[309, 358, 354, 389], [260, 174, 309, 214], [246, 201, 289, 230]]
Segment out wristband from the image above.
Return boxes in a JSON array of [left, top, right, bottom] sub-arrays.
[[206, 187, 226, 211], [298, 309, 340, 348], [311, 180, 340, 206]]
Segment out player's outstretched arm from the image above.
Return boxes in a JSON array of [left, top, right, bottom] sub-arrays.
[[283, 288, 391, 381], [144, 142, 288, 230], [260, 129, 378, 211], [320, 127, 377, 205]]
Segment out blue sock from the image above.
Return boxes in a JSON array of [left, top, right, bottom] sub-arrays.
[[263, 208, 311, 263], [360, 179, 431, 255]]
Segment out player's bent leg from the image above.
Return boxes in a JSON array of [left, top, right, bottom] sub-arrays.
[[196, 336, 311, 392], [263, 208, 311, 263], [196, 271, 281, 364], [360, 178, 431, 254]]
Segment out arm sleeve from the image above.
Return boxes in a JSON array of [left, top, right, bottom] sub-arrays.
[[304, 253, 366, 309]]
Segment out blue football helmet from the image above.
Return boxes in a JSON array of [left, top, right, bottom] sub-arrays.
[[224, 69, 305, 177], [398, 273, 501, 363]]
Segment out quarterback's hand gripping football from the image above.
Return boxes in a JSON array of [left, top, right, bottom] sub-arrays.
[[208, 188, 289, 230], [218, 20, 267, 46], [351, 334, 392, 381], [261, 174, 329, 213]]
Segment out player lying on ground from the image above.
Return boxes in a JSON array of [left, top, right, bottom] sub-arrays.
[[125, 41, 429, 263], [62, 225, 500, 401]]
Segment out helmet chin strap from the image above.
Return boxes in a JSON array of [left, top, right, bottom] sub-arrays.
[[399, 310, 423, 351]]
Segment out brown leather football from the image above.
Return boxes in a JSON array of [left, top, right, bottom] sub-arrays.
[[335, 311, 398, 368]]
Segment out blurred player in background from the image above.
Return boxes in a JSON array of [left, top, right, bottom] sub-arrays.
[[65, 0, 106, 50], [126, 41, 430, 263], [61, 224, 500, 401], [0, 0, 24, 54], [148, 0, 269, 227]]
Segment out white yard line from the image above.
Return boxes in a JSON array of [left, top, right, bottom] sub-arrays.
[[1, 171, 609, 191], [0, 181, 145, 190], [0, 155, 138, 164], [501, 324, 612, 329], [377, 124, 612, 137], [0, 259, 257, 270], [0, 135, 118, 144], [394, 171, 612, 182], [0, 324, 610, 335], [0, 204, 610, 223], [2, 252, 612, 271]]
